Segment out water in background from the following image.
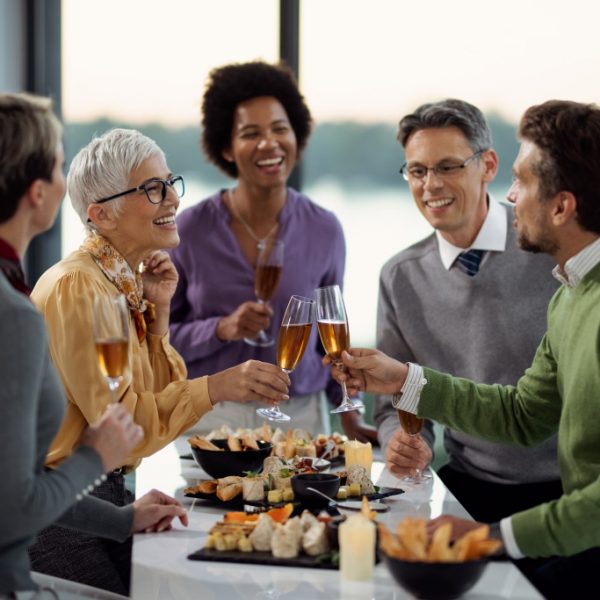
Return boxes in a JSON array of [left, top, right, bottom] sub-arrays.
[[61, 179, 508, 346]]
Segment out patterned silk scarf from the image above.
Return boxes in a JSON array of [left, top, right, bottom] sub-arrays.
[[80, 234, 155, 342], [0, 238, 30, 296]]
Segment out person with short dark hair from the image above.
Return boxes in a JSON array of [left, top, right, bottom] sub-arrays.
[[333, 99, 600, 599], [169, 60, 375, 440], [374, 98, 561, 525]]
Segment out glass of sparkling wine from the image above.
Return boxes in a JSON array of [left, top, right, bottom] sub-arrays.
[[315, 284, 364, 413], [397, 410, 431, 483], [256, 295, 314, 422], [245, 239, 284, 348], [93, 294, 129, 403]]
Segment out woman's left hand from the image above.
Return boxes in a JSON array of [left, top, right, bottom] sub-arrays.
[[142, 251, 179, 307]]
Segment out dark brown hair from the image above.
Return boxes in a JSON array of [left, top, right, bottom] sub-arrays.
[[519, 100, 600, 233], [0, 93, 62, 223]]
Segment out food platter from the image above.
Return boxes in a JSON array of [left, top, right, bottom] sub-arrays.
[[188, 547, 340, 570], [184, 482, 404, 510]]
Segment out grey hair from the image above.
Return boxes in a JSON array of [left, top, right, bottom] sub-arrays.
[[67, 128, 165, 229], [398, 99, 492, 152]]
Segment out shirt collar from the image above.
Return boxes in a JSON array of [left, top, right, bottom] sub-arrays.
[[552, 236, 600, 287], [436, 196, 508, 270], [0, 237, 20, 263]]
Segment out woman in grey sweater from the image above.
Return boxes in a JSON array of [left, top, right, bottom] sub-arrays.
[[0, 93, 188, 598]]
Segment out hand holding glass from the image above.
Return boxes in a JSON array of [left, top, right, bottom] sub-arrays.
[[397, 410, 430, 483], [245, 239, 284, 347], [315, 285, 363, 413], [93, 294, 129, 403], [256, 295, 314, 422]]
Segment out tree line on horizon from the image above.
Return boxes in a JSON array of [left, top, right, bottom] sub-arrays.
[[64, 113, 519, 193]]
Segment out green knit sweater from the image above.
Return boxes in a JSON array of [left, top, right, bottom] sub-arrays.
[[419, 262, 600, 558]]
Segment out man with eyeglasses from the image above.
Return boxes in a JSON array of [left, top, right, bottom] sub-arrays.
[[373, 99, 562, 527]]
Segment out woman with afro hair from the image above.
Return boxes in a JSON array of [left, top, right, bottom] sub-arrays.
[[169, 60, 376, 441]]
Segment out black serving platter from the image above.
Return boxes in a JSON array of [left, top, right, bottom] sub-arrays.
[[188, 547, 340, 569], [184, 485, 404, 510]]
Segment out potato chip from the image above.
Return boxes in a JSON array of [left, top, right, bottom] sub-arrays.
[[428, 522, 454, 562], [378, 524, 409, 559], [397, 517, 427, 561], [188, 435, 223, 451], [452, 524, 489, 561]]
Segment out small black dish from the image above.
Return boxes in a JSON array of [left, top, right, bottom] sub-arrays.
[[190, 439, 273, 479], [382, 553, 489, 600], [291, 473, 340, 508]]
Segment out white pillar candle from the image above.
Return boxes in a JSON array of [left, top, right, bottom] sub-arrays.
[[344, 440, 373, 474], [339, 514, 376, 581]]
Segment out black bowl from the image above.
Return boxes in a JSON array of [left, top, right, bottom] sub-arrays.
[[382, 553, 489, 600], [291, 473, 340, 508], [190, 439, 273, 479]]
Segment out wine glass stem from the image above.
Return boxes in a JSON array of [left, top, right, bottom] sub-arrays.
[[340, 379, 351, 404], [108, 379, 120, 403]]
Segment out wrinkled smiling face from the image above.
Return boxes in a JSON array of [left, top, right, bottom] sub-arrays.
[[224, 95, 297, 190], [507, 141, 558, 255], [115, 153, 180, 254], [403, 126, 494, 247]]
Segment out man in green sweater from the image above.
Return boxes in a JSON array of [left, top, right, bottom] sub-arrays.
[[331, 99, 600, 599]]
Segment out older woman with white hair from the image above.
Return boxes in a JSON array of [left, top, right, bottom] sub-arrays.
[[28, 128, 290, 593]]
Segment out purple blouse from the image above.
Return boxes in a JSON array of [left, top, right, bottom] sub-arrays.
[[168, 188, 346, 397]]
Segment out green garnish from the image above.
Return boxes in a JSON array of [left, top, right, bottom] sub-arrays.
[[278, 468, 292, 477], [315, 551, 340, 566]]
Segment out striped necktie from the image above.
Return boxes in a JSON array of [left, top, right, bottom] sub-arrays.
[[456, 249, 484, 276]]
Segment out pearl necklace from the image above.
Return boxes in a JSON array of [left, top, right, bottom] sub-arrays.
[[229, 187, 279, 244]]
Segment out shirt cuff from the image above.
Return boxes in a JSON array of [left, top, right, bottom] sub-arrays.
[[500, 517, 525, 559], [391, 363, 427, 414], [146, 331, 169, 353]]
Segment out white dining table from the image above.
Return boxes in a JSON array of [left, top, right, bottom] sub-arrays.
[[131, 439, 542, 599]]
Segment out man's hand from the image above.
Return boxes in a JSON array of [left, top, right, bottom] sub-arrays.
[[385, 427, 432, 477], [427, 516, 487, 543], [131, 489, 188, 533], [216, 301, 272, 341], [207, 360, 290, 405], [79, 404, 144, 472], [327, 348, 408, 396], [340, 410, 379, 444]]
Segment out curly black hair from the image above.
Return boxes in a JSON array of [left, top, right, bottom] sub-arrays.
[[201, 60, 313, 178]]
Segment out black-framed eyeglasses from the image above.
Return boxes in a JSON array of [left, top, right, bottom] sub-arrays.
[[399, 150, 485, 182], [94, 175, 185, 205]]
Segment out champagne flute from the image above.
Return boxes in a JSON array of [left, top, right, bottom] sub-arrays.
[[315, 285, 364, 413], [397, 410, 431, 483], [245, 239, 284, 347], [93, 294, 129, 403], [257, 295, 315, 422]]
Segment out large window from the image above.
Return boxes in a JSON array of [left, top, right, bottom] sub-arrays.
[[62, 0, 600, 346], [299, 0, 600, 345], [61, 0, 278, 256]]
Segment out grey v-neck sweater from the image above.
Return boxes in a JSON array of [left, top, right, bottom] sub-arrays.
[[374, 205, 561, 484]]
